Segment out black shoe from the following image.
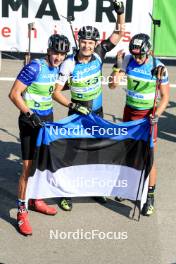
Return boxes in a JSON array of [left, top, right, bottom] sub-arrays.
[[115, 196, 125, 202], [59, 198, 72, 211], [142, 195, 154, 216], [93, 196, 107, 204]]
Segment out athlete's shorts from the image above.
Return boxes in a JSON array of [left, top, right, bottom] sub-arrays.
[[18, 112, 53, 160], [123, 105, 158, 142]]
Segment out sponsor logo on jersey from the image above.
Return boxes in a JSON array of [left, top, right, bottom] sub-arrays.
[[129, 67, 151, 76], [77, 64, 99, 77]]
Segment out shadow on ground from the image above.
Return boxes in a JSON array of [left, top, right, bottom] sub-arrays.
[[105, 101, 176, 143], [55, 197, 139, 221], [158, 101, 176, 143], [0, 131, 21, 231]]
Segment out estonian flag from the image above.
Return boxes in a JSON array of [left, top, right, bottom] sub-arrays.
[[26, 114, 153, 205]]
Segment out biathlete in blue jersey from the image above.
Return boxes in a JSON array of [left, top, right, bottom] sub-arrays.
[[9, 34, 70, 236], [53, 0, 125, 211], [109, 33, 170, 216]]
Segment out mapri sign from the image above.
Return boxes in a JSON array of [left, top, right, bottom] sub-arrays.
[[0, 0, 153, 57]]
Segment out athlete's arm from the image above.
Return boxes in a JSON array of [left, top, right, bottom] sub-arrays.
[[9, 80, 31, 113], [109, 1, 125, 45], [152, 64, 170, 117], [9, 61, 39, 114], [155, 83, 170, 117], [53, 58, 73, 107], [109, 54, 130, 89], [95, 2, 125, 60], [53, 83, 71, 107]]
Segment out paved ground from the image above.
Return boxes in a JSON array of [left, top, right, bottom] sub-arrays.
[[0, 59, 176, 264]]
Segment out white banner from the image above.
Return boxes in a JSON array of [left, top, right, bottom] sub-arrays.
[[0, 0, 153, 57]]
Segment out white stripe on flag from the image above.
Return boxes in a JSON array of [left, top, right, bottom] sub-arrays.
[[26, 164, 147, 202]]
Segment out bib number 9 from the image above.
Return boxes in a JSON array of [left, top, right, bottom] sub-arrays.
[[49, 86, 54, 94]]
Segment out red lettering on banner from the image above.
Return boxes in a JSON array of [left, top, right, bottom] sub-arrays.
[[33, 29, 37, 38], [28, 28, 37, 38], [74, 28, 79, 40], [101, 31, 106, 41], [1, 27, 11, 37], [122, 32, 131, 42], [53, 25, 60, 34]]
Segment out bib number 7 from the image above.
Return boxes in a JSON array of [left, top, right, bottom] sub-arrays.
[[133, 80, 140, 90]]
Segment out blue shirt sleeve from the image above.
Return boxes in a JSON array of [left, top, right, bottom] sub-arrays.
[[17, 60, 40, 86]]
